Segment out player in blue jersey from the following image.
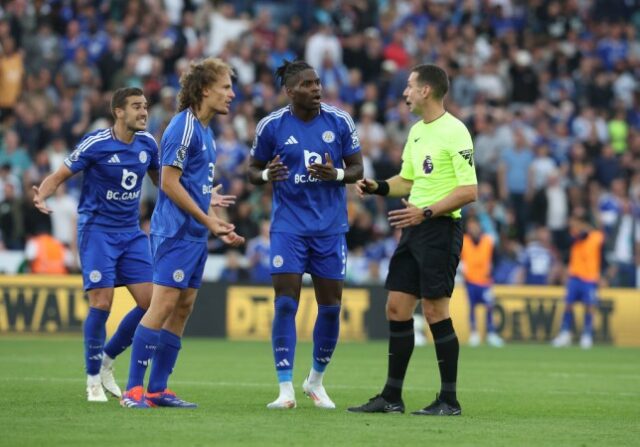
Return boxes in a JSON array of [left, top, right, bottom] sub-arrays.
[[33, 87, 159, 402], [248, 60, 363, 410], [121, 57, 244, 409]]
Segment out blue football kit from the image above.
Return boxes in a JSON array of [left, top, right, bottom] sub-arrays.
[[150, 108, 217, 289], [64, 128, 159, 291], [252, 103, 361, 280]]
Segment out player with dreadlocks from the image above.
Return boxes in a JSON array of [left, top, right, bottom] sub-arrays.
[[248, 60, 364, 409]]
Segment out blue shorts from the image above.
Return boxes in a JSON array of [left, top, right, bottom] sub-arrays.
[[465, 282, 494, 306], [78, 230, 152, 291], [565, 276, 598, 306], [151, 235, 208, 289], [270, 232, 346, 280]]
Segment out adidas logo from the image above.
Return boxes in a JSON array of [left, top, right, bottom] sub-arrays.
[[108, 154, 121, 164], [284, 136, 298, 145], [315, 356, 331, 364], [276, 358, 290, 368]]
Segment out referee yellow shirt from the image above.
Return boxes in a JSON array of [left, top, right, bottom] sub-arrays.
[[399, 112, 477, 219]]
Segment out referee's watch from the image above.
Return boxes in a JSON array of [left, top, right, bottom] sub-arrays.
[[422, 207, 433, 220]]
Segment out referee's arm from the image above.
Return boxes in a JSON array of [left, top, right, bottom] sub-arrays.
[[355, 175, 413, 197]]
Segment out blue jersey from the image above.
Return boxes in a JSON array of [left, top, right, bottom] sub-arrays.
[[64, 128, 159, 232], [151, 109, 217, 241], [520, 242, 554, 285], [252, 103, 360, 236]]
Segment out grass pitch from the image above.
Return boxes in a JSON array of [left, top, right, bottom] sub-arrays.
[[0, 337, 638, 446]]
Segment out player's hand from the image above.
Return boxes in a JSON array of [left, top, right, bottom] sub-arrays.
[[266, 155, 289, 181], [355, 178, 378, 197], [210, 184, 236, 208], [32, 185, 53, 214], [220, 231, 245, 247], [388, 199, 425, 228], [308, 152, 337, 181], [207, 215, 235, 236]]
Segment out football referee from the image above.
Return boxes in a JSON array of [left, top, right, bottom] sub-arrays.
[[348, 64, 477, 416]]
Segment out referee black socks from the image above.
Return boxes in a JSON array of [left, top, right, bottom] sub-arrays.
[[429, 318, 459, 405], [381, 319, 414, 403]]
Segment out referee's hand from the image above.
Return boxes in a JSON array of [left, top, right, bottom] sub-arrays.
[[355, 179, 378, 197], [388, 199, 424, 228]]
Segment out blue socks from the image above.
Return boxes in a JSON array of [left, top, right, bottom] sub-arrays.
[[148, 329, 182, 393], [126, 324, 160, 390], [84, 307, 110, 375], [272, 296, 298, 383], [469, 303, 477, 331], [486, 305, 495, 333], [312, 304, 341, 373], [561, 309, 574, 332], [583, 310, 593, 335], [104, 306, 146, 360]]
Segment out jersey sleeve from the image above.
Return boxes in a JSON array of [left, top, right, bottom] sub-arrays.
[[448, 126, 477, 186], [251, 118, 274, 162], [339, 113, 361, 158], [161, 115, 194, 171], [399, 136, 414, 180], [64, 133, 102, 173], [147, 136, 161, 171]]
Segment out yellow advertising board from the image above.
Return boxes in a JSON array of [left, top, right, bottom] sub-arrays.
[[226, 286, 371, 341], [0, 275, 136, 336]]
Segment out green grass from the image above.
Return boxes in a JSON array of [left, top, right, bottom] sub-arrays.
[[0, 338, 638, 447]]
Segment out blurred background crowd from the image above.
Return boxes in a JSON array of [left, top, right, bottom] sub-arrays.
[[0, 0, 639, 287]]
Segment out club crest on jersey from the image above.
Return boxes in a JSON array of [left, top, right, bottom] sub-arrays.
[[322, 131, 335, 143], [423, 155, 434, 174], [139, 151, 148, 163], [272, 255, 284, 268], [89, 270, 102, 283], [173, 269, 185, 282]]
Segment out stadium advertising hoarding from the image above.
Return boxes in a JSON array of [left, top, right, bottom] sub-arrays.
[[1, 275, 639, 346]]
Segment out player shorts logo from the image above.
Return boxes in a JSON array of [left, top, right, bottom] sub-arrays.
[[89, 270, 102, 283], [173, 269, 185, 282], [423, 155, 434, 174], [139, 151, 148, 163], [121, 169, 138, 190], [304, 149, 322, 168], [272, 255, 284, 268], [322, 131, 335, 143]]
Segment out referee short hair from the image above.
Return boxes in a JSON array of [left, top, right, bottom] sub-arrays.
[[412, 64, 449, 100]]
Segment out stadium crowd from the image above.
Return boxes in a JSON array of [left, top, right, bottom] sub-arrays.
[[0, 0, 639, 288]]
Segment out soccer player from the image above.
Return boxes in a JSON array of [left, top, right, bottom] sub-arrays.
[[33, 87, 159, 402], [461, 216, 504, 347], [348, 64, 477, 416], [120, 57, 244, 409], [551, 213, 604, 349], [248, 60, 363, 409]]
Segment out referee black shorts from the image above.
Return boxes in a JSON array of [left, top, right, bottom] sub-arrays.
[[385, 217, 463, 299]]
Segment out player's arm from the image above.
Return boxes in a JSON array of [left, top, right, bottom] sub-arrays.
[[160, 165, 234, 236], [147, 169, 160, 187], [248, 155, 289, 185], [32, 165, 74, 214]]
